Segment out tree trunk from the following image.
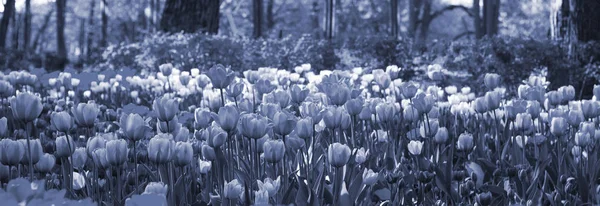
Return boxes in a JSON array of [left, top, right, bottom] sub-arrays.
[[325, 0, 334, 39], [101, 0, 108, 47], [417, 0, 432, 43], [56, 0, 68, 58], [571, 0, 600, 42], [87, 0, 95, 60], [24, 0, 32, 51], [253, 0, 263, 38], [11, 10, 19, 50], [266, 0, 274, 31], [0, 0, 15, 49], [473, 0, 482, 39], [310, 1, 320, 37], [390, 0, 398, 38], [32, 8, 54, 52], [407, 0, 421, 39], [79, 18, 85, 60], [160, 0, 220, 34], [149, 0, 154, 31]]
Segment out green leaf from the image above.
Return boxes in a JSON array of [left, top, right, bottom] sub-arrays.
[[348, 170, 364, 204]]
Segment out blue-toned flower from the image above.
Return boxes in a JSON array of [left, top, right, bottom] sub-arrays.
[[159, 63, 173, 76], [71, 148, 87, 171], [10, 92, 43, 122], [408, 140, 423, 156], [92, 148, 110, 169], [344, 98, 364, 116], [550, 117, 568, 136], [355, 148, 367, 164], [259, 103, 281, 120], [86, 136, 106, 157], [17, 139, 43, 165], [328, 143, 351, 167], [0, 139, 24, 166], [375, 102, 396, 124], [403, 105, 419, 122], [216, 104, 239, 132], [198, 159, 212, 174], [153, 95, 179, 122], [106, 139, 128, 167], [255, 189, 269, 206], [224, 179, 243, 199], [174, 127, 190, 142], [35, 153, 56, 173], [419, 119, 439, 138], [272, 111, 297, 136], [226, 81, 244, 98], [144, 182, 169, 196], [72, 103, 99, 128], [326, 83, 351, 106], [575, 132, 591, 147], [558, 85, 575, 103], [239, 113, 271, 139], [434, 127, 449, 144], [257, 176, 281, 197], [157, 118, 181, 134], [201, 144, 217, 161], [51, 111, 73, 133], [207, 124, 227, 148], [567, 110, 584, 127], [207, 64, 235, 89], [194, 108, 214, 130], [263, 139, 286, 163], [362, 169, 378, 186], [148, 134, 175, 164], [514, 113, 533, 132], [299, 102, 324, 122], [290, 84, 310, 105], [0, 117, 6, 137], [295, 117, 313, 139], [255, 78, 277, 96], [472, 97, 488, 114], [174, 142, 193, 167], [484, 73, 501, 89], [581, 100, 600, 119], [120, 113, 151, 142], [401, 82, 418, 99], [580, 121, 595, 138], [457, 133, 474, 151], [412, 93, 435, 114], [373, 69, 391, 89], [526, 101, 541, 119], [55, 135, 75, 158]]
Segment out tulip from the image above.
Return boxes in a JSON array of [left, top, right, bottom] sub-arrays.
[[328, 143, 351, 167], [224, 179, 243, 199], [514, 113, 533, 132], [259, 103, 281, 120], [201, 144, 217, 161], [285, 135, 305, 151], [270, 89, 291, 108], [344, 98, 364, 117], [513, 135, 529, 148], [174, 127, 190, 142], [594, 85, 600, 100], [323, 106, 344, 129], [0, 117, 7, 137], [239, 113, 270, 139], [550, 117, 568, 136], [580, 121, 595, 138], [144, 182, 169, 196], [375, 102, 396, 124], [485, 90, 502, 111], [408, 140, 424, 156], [526, 101, 541, 119], [290, 84, 310, 104], [216, 104, 239, 132], [355, 148, 367, 164], [86, 136, 106, 157], [55, 135, 75, 158], [327, 83, 351, 106], [51, 111, 73, 133], [567, 110, 584, 127], [35, 153, 56, 173], [206, 64, 235, 89], [72, 103, 99, 128], [558, 85, 575, 103], [484, 73, 501, 89], [226, 81, 244, 98], [362, 169, 378, 186], [299, 102, 324, 122], [575, 132, 591, 147], [0, 139, 24, 166], [159, 63, 173, 76], [472, 97, 488, 114], [295, 117, 313, 139], [106, 139, 128, 167], [120, 113, 151, 142], [148, 134, 175, 165], [581, 100, 600, 119], [434, 127, 449, 144], [153, 95, 179, 122], [403, 105, 419, 122], [263, 139, 286, 163], [476, 192, 492, 206], [174, 142, 194, 167], [10, 92, 43, 122], [257, 176, 281, 197], [194, 108, 214, 129], [17, 139, 43, 165], [255, 78, 277, 96], [273, 111, 297, 136], [572, 146, 582, 157], [255, 189, 270, 206], [358, 107, 372, 121], [198, 159, 212, 174], [71, 148, 87, 171], [157, 118, 181, 134], [401, 82, 418, 99], [373, 69, 392, 89], [92, 148, 110, 169], [419, 119, 439, 138], [457, 133, 474, 151], [412, 93, 435, 114], [207, 124, 227, 148], [546, 91, 562, 106]]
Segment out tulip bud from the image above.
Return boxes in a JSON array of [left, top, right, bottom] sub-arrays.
[[144, 182, 169, 196], [326, 83, 351, 106], [572, 146, 582, 157], [401, 82, 418, 99], [51, 111, 73, 133], [106, 139, 128, 167], [174, 127, 190, 142], [472, 97, 488, 114], [457, 133, 474, 151], [594, 85, 600, 100], [295, 118, 313, 139], [0, 117, 7, 137], [239, 113, 271, 139], [153, 95, 179, 122], [224, 179, 244, 199], [263, 139, 286, 163], [148, 134, 175, 165], [575, 132, 591, 147], [514, 113, 533, 132], [413, 93, 435, 114], [10, 92, 43, 122], [198, 159, 212, 174], [526, 101, 541, 119], [419, 119, 439, 138], [194, 108, 214, 130], [403, 105, 419, 122], [202, 144, 217, 161], [72, 103, 99, 128], [434, 127, 449, 144], [558, 85, 575, 103], [159, 63, 173, 76], [290, 84, 310, 105], [476, 191, 492, 206], [484, 73, 501, 89], [408, 140, 424, 156], [580, 121, 595, 138], [328, 143, 351, 167], [86, 136, 106, 157], [0, 139, 24, 166], [581, 100, 600, 119], [344, 98, 363, 117], [567, 110, 584, 127], [55, 136, 75, 158], [69, 147, 87, 171], [206, 64, 235, 89], [375, 102, 396, 124], [92, 148, 110, 169], [272, 111, 297, 136], [362, 169, 378, 186], [485, 90, 502, 111], [174, 142, 193, 167], [355, 148, 367, 164], [550, 117, 568, 136], [299, 102, 324, 122], [35, 153, 56, 173], [17, 139, 43, 165], [157, 118, 181, 134], [120, 113, 151, 142]]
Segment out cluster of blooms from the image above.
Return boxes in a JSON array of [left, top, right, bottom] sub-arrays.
[[2, 62, 600, 205]]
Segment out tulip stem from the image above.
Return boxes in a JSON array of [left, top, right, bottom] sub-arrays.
[[220, 88, 226, 107], [133, 140, 139, 195], [26, 121, 34, 181]]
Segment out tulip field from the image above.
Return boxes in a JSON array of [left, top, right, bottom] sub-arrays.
[[0, 63, 599, 206]]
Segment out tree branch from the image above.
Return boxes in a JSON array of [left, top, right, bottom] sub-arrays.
[[453, 31, 474, 40], [430, 5, 474, 20]]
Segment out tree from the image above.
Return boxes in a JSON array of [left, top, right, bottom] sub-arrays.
[[325, 0, 334, 39], [0, 0, 16, 49], [101, 0, 108, 47], [56, 0, 68, 59], [408, 0, 472, 42], [253, 0, 263, 38], [390, 0, 398, 37], [555, 0, 600, 42], [88, 0, 96, 60], [160, 0, 221, 34], [24, 0, 32, 51]]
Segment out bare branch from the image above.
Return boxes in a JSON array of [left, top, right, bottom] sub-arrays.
[[430, 5, 474, 21]]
